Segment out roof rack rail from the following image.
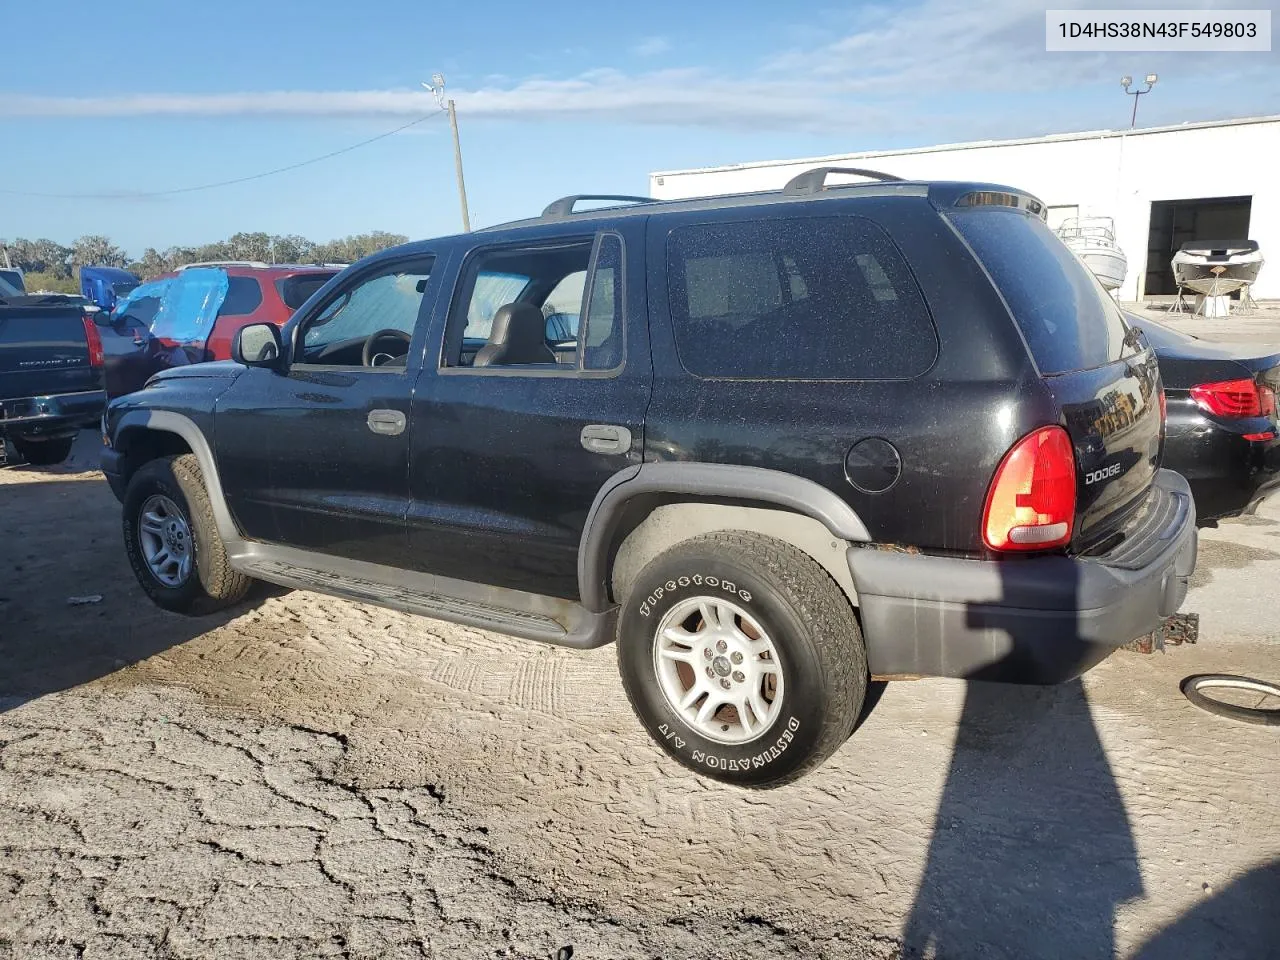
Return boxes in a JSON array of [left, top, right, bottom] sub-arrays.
[[178, 260, 270, 270], [782, 167, 904, 195], [542, 194, 656, 218]]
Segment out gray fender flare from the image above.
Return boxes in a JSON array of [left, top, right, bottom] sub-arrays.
[[114, 409, 242, 545], [577, 462, 872, 613]]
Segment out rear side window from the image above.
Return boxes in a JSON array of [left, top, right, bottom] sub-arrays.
[[948, 209, 1132, 375], [666, 216, 937, 379], [217, 276, 263, 317], [276, 273, 336, 310]]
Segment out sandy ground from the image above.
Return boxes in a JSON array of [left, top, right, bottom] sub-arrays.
[[3, 317, 1280, 959]]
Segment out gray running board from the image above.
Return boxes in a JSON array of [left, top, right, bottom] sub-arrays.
[[230, 543, 615, 650]]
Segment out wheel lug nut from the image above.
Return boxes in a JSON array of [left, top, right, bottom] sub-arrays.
[[732, 670, 745, 683], [703, 648, 713, 660], [716, 640, 728, 653], [719, 678, 731, 689], [730, 652, 743, 664]]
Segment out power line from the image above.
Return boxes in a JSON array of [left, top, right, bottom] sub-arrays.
[[0, 111, 445, 200]]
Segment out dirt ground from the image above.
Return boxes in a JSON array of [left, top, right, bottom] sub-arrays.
[[3, 311, 1280, 959]]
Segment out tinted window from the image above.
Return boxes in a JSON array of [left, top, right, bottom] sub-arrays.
[[583, 235, 623, 370], [124, 296, 162, 328], [0, 270, 24, 295], [666, 216, 936, 379], [948, 209, 1132, 375], [217, 276, 263, 317], [276, 273, 337, 310]]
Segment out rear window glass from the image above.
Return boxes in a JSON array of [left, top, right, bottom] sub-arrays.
[[217, 276, 263, 317], [666, 216, 937, 379], [948, 209, 1132, 375], [0, 270, 24, 295], [276, 273, 336, 311]]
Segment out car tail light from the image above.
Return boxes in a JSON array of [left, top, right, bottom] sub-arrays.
[[82, 316, 105, 368], [983, 426, 1076, 551], [1244, 432, 1277, 442], [1189, 378, 1275, 419], [1159, 388, 1167, 425]]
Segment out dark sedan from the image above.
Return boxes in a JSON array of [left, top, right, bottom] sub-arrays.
[[1128, 315, 1280, 523]]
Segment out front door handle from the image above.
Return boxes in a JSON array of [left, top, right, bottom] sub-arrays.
[[367, 409, 406, 436], [580, 423, 632, 454]]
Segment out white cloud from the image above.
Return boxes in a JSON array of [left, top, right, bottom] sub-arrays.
[[633, 36, 671, 57], [0, 74, 896, 134], [3, 1, 1276, 136]]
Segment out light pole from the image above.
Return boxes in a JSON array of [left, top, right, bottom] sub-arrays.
[[1121, 74, 1158, 129], [424, 74, 472, 232]]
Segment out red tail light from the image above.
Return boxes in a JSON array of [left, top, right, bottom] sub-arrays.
[[82, 316, 105, 368], [983, 426, 1076, 551], [1189, 378, 1275, 419]]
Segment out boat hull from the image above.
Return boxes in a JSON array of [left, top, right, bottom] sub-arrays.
[[1062, 238, 1127, 290], [1172, 252, 1263, 296]]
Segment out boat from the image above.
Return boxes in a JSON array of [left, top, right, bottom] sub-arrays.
[[1056, 217, 1128, 291], [1171, 240, 1264, 296]]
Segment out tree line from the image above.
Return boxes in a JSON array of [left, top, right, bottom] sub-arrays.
[[0, 231, 409, 293]]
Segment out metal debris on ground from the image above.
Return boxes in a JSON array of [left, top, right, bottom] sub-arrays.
[[66, 595, 103, 605]]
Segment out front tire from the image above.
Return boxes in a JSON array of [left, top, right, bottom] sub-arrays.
[[122, 454, 251, 614], [12, 435, 75, 466], [618, 531, 867, 788]]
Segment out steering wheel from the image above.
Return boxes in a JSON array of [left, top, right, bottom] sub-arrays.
[[362, 328, 413, 367]]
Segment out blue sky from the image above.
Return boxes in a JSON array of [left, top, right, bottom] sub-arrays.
[[2, 0, 1277, 257]]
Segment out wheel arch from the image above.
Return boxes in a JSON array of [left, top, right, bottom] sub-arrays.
[[112, 410, 240, 544], [578, 463, 871, 612]]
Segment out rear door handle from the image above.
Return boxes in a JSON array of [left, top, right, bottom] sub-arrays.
[[580, 423, 632, 454], [367, 409, 406, 436]]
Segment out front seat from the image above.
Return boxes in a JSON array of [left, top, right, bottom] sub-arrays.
[[473, 302, 556, 367]]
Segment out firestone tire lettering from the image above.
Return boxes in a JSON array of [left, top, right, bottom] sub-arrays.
[[638, 569, 752, 618]]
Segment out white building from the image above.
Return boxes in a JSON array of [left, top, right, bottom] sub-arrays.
[[650, 115, 1280, 303]]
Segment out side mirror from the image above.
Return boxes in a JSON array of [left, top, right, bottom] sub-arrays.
[[232, 323, 283, 368]]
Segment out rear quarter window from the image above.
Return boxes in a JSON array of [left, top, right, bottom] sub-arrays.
[[666, 216, 938, 380], [217, 276, 264, 317], [276, 273, 336, 311], [947, 209, 1133, 375]]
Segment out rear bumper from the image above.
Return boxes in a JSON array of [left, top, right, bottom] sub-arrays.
[[848, 469, 1198, 684], [0, 390, 105, 438], [1164, 426, 1280, 521]]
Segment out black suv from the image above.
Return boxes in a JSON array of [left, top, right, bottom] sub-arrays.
[[102, 169, 1197, 788]]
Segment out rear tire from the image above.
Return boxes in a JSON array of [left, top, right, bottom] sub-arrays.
[[12, 435, 75, 466], [617, 531, 867, 788], [122, 454, 252, 614]]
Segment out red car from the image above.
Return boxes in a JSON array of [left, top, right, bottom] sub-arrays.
[[105, 262, 339, 396]]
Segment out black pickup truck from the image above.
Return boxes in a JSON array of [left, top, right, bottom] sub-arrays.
[[0, 288, 107, 465]]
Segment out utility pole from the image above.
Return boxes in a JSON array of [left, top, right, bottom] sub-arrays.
[[426, 74, 471, 232]]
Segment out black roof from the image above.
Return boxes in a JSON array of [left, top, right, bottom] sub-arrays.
[[366, 174, 1044, 265]]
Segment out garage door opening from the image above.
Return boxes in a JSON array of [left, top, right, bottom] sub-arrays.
[[1144, 196, 1252, 296]]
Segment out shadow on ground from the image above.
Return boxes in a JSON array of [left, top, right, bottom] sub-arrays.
[[0, 475, 255, 712], [1132, 857, 1280, 959], [901, 554, 1144, 959]]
